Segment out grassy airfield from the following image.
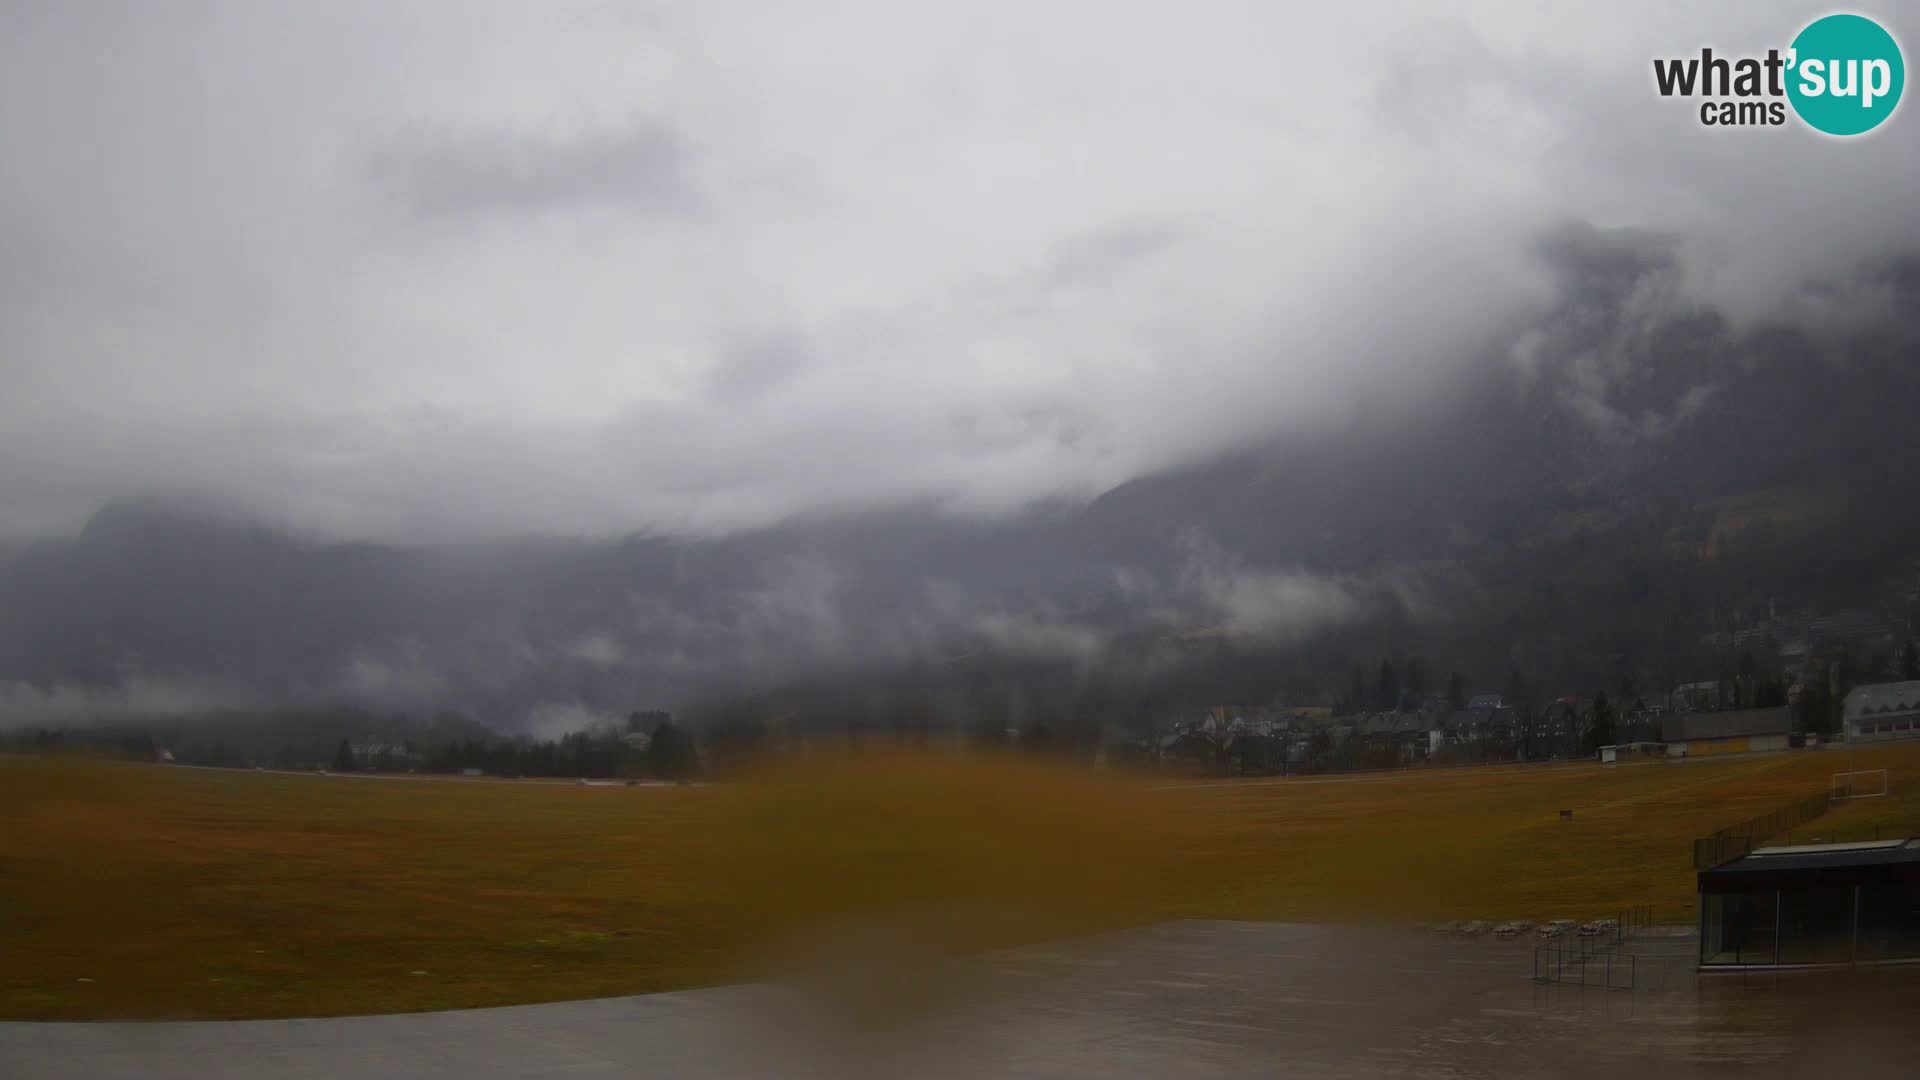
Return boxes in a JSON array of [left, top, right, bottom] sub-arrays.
[[5, 742, 1919, 1019]]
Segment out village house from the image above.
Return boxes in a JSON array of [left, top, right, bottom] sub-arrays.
[[1530, 698, 1585, 759]]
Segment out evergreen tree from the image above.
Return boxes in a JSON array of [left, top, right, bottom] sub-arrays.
[[1585, 692, 1617, 753], [649, 718, 696, 781], [1377, 659, 1399, 711]]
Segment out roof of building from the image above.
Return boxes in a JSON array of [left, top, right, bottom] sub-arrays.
[[1355, 712, 1432, 736], [1844, 680, 1920, 720], [1446, 706, 1511, 732], [1706, 838, 1920, 873], [1699, 837, 1920, 891], [1811, 609, 1896, 641], [1751, 839, 1905, 856], [1666, 706, 1791, 742]]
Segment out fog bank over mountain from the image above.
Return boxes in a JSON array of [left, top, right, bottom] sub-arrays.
[[6, 3, 1920, 730], [5, 230, 1919, 729]]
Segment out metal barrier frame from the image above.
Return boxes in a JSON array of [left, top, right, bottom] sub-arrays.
[[1532, 944, 1635, 989]]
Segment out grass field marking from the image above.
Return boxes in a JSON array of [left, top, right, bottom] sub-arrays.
[[1150, 748, 1785, 796], [1578, 754, 1796, 816], [1147, 757, 1618, 793]]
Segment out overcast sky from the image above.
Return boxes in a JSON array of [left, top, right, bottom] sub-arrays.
[[3, 1, 1916, 542]]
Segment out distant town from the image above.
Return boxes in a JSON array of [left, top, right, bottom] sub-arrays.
[[10, 598, 1920, 783]]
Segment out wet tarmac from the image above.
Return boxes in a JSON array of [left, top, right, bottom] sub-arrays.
[[6, 920, 1918, 1078]]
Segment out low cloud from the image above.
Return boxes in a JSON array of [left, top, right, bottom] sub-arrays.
[[1174, 535, 1369, 641], [968, 610, 1108, 666], [2, 3, 1915, 542], [337, 642, 450, 703], [564, 633, 625, 667], [0, 679, 246, 730], [369, 121, 694, 219], [524, 701, 616, 741]]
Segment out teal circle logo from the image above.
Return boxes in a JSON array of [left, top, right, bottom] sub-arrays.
[[1786, 14, 1905, 135]]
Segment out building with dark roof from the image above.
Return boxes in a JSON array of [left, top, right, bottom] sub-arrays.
[[1661, 706, 1792, 757], [1697, 839, 1920, 968]]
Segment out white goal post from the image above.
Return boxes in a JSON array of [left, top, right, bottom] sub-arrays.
[[1831, 769, 1890, 802]]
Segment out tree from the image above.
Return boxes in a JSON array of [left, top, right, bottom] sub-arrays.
[[119, 731, 158, 762], [1023, 718, 1055, 753], [1504, 669, 1529, 710], [1585, 692, 1617, 754], [1613, 654, 1638, 704], [1797, 660, 1842, 735], [1865, 648, 1893, 681], [330, 738, 356, 773], [1755, 677, 1787, 708], [649, 718, 696, 781]]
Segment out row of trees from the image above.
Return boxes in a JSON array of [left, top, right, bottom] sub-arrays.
[[6, 710, 702, 781], [1334, 658, 1457, 715], [323, 715, 698, 780]]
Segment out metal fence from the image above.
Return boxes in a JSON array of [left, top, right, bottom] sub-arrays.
[[1525, 909, 1650, 987], [1777, 821, 1920, 846], [1691, 790, 1835, 869], [1579, 908, 1652, 950], [1533, 944, 1635, 989]]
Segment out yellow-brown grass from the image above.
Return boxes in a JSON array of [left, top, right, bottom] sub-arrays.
[[7, 742, 1920, 1020], [1781, 750, 1920, 841]]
